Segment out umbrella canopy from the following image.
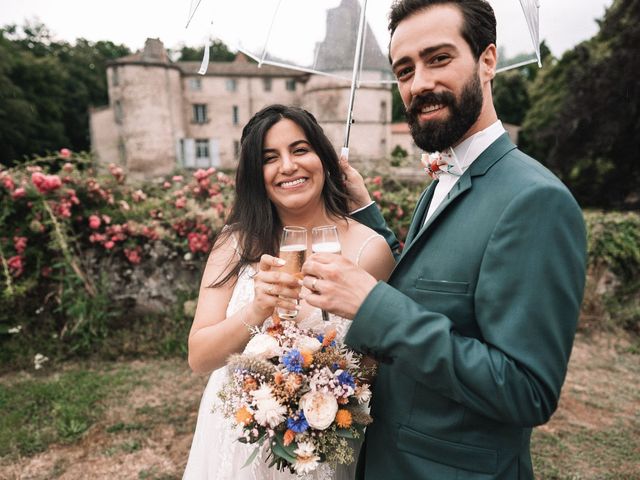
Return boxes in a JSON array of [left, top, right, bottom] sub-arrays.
[[187, 0, 541, 149]]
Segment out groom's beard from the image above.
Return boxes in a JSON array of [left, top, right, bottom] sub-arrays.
[[406, 70, 483, 153]]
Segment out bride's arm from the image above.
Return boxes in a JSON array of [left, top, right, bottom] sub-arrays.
[[358, 235, 396, 282], [187, 239, 299, 374]]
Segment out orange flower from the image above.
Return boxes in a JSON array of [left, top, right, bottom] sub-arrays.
[[338, 397, 349, 405], [267, 322, 284, 336], [335, 409, 352, 429], [300, 350, 313, 368], [322, 329, 337, 347], [283, 429, 295, 446], [274, 372, 284, 385], [243, 376, 258, 392], [235, 407, 253, 426]]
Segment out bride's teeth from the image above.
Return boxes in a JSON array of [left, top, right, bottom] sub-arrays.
[[280, 178, 306, 187]]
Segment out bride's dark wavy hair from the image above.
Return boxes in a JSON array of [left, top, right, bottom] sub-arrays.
[[210, 104, 351, 287]]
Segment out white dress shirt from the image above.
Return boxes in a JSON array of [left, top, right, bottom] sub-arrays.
[[424, 120, 506, 225]]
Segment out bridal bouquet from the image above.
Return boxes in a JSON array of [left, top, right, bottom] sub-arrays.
[[217, 319, 374, 474]]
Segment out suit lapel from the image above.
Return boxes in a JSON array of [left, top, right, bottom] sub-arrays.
[[403, 181, 437, 247], [399, 133, 517, 261]]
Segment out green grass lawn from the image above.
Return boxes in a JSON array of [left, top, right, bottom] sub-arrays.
[[0, 333, 638, 479]]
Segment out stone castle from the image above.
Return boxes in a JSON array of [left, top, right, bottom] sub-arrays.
[[89, 0, 423, 179]]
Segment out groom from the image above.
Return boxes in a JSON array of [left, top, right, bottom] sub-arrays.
[[302, 0, 587, 478]]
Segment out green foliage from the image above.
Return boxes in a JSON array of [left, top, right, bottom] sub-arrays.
[[0, 368, 129, 457], [0, 22, 130, 164], [176, 39, 235, 62], [391, 84, 405, 123], [520, 0, 640, 209], [0, 152, 233, 367], [582, 210, 640, 333], [586, 211, 640, 282]]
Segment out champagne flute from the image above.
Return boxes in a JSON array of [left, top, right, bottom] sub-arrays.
[[277, 226, 307, 320], [311, 225, 341, 321]]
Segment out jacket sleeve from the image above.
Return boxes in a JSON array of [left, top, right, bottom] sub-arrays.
[[351, 202, 402, 260], [345, 184, 587, 427]]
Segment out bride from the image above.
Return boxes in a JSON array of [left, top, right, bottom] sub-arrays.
[[183, 105, 395, 479]]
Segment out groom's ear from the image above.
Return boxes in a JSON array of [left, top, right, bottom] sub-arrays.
[[480, 44, 497, 83]]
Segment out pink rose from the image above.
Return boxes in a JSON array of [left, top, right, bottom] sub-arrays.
[[11, 187, 26, 199], [89, 215, 101, 230], [59, 148, 72, 159], [175, 197, 187, 209], [7, 255, 24, 277], [14, 236, 28, 255]]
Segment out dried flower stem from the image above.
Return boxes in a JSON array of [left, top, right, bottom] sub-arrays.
[[42, 199, 96, 297], [0, 243, 14, 297]]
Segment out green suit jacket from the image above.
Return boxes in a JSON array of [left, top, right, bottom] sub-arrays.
[[347, 134, 587, 479]]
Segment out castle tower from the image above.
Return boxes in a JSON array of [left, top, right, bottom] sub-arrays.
[[302, 0, 392, 162], [93, 39, 184, 178]]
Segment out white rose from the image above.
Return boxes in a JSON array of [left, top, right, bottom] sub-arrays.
[[295, 335, 322, 354], [300, 391, 339, 430], [243, 334, 281, 360]]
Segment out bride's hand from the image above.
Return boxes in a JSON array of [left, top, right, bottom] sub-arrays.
[[250, 254, 302, 320], [339, 148, 372, 211]]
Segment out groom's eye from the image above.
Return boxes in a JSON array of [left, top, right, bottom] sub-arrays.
[[395, 66, 413, 81]]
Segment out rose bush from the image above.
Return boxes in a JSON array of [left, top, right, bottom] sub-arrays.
[[1, 150, 637, 368]]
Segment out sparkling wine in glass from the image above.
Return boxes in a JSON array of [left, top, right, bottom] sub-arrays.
[[311, 225, 341, 321], [277, 226, 307, 320]]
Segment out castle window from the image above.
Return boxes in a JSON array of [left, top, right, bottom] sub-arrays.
[[193, 104, 208, 124], [118, 138, 126, 164], [195, 139, 209, 159], [226, 79, 237, 92], [232, 105, 239, 125], [114, 100, 123, 124], [263, 78, 272, 92], [234, 140, 240, 159], [286, 79, 296, 91], [189, 78, 202, 91], [380, 100, 387, 123], [112, 67, 119, 86]]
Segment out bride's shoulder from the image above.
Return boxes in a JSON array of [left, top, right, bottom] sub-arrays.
[[342, 219, 394, 279], [343, 217, 379, 240]]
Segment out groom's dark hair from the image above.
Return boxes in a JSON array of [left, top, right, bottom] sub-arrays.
[[388, 0, 497, 62]]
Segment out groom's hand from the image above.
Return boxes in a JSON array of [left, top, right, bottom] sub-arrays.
[[339, 148, 372, 212], [301, 252, 378, 319]]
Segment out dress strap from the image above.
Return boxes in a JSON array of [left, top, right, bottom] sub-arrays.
[[356, 233, 382, 266]]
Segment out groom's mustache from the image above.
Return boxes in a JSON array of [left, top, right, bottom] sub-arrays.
[[407, 91, 456, 121]]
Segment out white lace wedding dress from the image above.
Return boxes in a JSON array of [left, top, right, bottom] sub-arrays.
[[183, 236, 378, 480]]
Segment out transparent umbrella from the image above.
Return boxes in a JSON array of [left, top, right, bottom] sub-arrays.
[[187, 0, 541, 152]]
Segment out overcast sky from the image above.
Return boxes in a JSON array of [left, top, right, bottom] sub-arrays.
[[0, 0, 613, 59]]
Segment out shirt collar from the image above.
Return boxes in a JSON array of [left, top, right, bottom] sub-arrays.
[[451, 120, 506, 172]]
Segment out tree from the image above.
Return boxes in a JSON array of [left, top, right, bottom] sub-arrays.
[[493, 42, 552, 125], [177, 39, 235, 62], [0, 22, 130, 164], [519, 0, 640, 208]]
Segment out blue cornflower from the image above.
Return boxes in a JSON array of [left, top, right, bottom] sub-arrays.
[[286, 411, 309, 433], [337, 371, 356, 389], [282, 349, 304, 373], [316, 334, 336, 348]]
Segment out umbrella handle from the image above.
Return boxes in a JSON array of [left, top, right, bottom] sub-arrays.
[[343, 0, 368, 150]]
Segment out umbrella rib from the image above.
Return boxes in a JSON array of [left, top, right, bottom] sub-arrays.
[[185, 0, 204, 29], [259, 0, 285, 67]]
